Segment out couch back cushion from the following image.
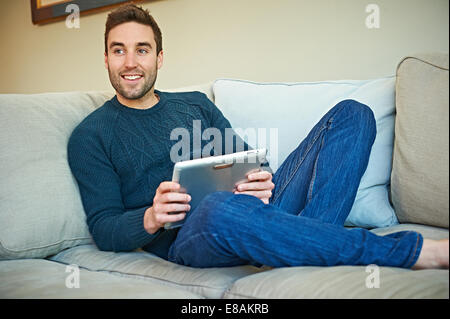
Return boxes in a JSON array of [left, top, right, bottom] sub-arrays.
[[213, 77, 399, 229], [391, 53, 449, 228], [0, 91, 113, 259]]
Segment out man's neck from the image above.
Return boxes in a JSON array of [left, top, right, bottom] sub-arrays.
[[116, 90, 160, 110]]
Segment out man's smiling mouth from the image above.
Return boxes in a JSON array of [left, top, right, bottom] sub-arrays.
[[121, 74, 143, 81]]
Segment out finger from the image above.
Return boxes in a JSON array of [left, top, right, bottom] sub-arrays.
[[237, 181, 272, 192], [234, 178, 249, 188], [163, 203, 191, 214], [160, 192, 191, 203], [152, 201, 190, 215], [159, 212, 186, 224], [245, 168, 261, 178], [247, 170, 272, 182], [157, 181, 181, 194], [235, 170, 268, 187]]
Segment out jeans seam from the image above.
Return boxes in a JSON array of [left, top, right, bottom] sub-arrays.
[[272, 122, 330, 204], [405, 232, 421, 268], [307, 134, 325, 203]]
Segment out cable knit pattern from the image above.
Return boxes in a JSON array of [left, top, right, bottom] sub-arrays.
[[68, 90, 243, 259]]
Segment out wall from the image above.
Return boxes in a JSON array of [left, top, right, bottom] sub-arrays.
[[0, 0, 448, 93]]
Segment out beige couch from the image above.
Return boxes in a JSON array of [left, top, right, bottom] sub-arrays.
[[0, 53, 448, 299]]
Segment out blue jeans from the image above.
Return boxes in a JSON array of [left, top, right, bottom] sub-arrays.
[[167, 100, 423, 268]]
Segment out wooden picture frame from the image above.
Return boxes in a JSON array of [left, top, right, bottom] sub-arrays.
[[30, 0, 148, 25]]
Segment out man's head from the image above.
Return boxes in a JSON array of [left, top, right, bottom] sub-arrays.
[[104, 4, 163, 107], [104, 4, 162, 56]]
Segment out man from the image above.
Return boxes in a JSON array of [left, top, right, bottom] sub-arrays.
[[68, 4, 448, 270]]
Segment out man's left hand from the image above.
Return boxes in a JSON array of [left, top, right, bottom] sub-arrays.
[[233, 169, 274, 204]]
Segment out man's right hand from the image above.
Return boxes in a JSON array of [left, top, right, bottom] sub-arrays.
[[143, 181, 191, 234]]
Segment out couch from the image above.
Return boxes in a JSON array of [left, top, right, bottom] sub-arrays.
[[0, 53, 448, 299]]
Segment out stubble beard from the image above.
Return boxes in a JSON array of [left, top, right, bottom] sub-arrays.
[[108, 65, 158, 100]]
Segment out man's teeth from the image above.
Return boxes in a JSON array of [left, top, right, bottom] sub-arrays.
[[123, 75, 142, 80]]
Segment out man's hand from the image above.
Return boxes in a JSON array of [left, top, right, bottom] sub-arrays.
[[143, 181, 191, 234], [233, 169, 274, 204]]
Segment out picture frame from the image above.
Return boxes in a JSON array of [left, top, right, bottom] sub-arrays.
[[30, 0, 148, 25]]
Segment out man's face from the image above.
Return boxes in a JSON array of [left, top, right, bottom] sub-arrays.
[[105, 22, 163, 102]]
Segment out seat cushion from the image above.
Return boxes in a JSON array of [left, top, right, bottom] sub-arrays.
[[49, 244, 265, 298], [224, 265, 448, 299], [224, 224, 448, 299], [391, 53, 449, 228], [0, 91, 113, 260], [0, 259, 202, 298]]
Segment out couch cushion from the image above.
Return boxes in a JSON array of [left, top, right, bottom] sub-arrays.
[[213, 77, 398, 229], [224, 223, 448, 299], [0, 91, 113, 259], [224, 265, 448, 299], [49, 244, 265, 298], [391, 53, 449, 228], [369, 223, 449, 240], [0, 259, 201, 298]]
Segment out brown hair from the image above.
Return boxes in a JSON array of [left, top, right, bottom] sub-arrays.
[[104, 3, 162, 54]]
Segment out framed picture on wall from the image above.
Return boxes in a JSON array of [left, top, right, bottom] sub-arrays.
[[30, 0, 148, 25]]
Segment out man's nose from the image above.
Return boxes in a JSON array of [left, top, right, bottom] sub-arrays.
[[124, 52, 138, 68]]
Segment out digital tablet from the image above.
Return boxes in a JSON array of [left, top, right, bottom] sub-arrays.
[[164, 148, 268, 229]]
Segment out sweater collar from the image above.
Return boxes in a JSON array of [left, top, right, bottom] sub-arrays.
[[111, 90, 166, 114]]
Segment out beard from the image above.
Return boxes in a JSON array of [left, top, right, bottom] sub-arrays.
[[108, 64, 158, 100]]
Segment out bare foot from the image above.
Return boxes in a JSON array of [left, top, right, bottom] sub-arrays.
[[412, 239, 449, 270]]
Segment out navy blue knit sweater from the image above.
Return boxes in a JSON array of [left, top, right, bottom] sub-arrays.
[[68, 90, 247, 259]]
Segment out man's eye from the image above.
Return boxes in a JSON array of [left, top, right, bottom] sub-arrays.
[[138, 49, 148, 54], [114, 49, 124, 54]]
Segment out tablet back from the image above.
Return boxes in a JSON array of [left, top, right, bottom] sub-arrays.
[[164, 149, 267, 229]]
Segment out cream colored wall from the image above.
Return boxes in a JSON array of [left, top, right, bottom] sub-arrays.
[[0, 0, 448, 94]]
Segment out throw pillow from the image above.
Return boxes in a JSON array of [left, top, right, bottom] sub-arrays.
[[213, 77, 399, 228]]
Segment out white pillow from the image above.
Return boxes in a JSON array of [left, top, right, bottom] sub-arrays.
[[213, 77, 399, 228]]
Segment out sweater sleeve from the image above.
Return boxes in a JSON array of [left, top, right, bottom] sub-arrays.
[[67, 123, 162, 252]]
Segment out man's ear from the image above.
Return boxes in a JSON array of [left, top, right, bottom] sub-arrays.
[[104, 51, 108, 70], [157, 50, 164, 70]]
